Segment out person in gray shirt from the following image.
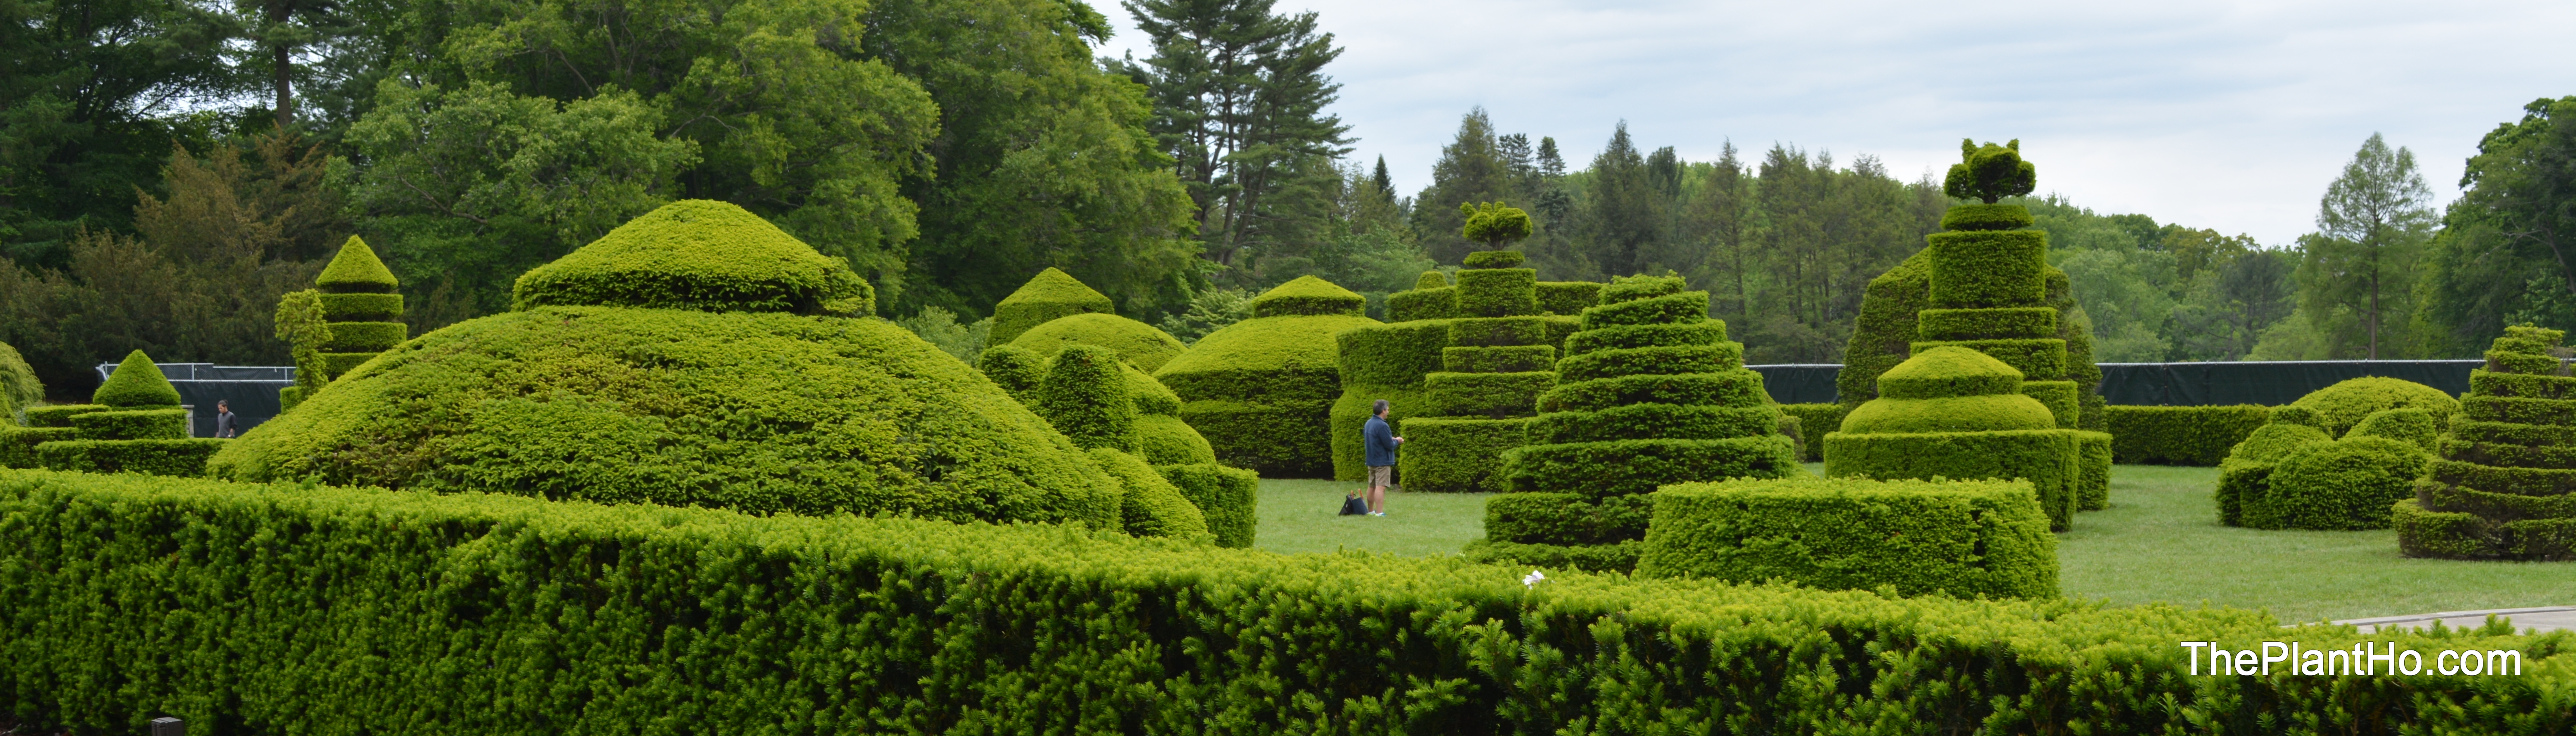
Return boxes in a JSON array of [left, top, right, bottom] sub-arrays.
[[214, 400, 238, 438]]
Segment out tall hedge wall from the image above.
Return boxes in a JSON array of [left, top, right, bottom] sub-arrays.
[[1639, 475, 2058, 599], [2105, 405, 2274, 466], [2, 469, 2567, 735], [2399, 325, 2576, 560]]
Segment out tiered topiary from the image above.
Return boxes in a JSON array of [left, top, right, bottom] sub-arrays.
[[1387, 250, 1568, 493], [1467, 274, 1796, 572], [2218, 376, 2457, 530], [2397, 327, 2576, 559], [1007, 312, 1187, 373], [34, 350, 225, 476], [1331, 268, 1594, 482], [311, 236, 411, 380], [211, 200, 1134, 529], [1638, 475, 2058, 599], [1833, 140, 2111, 511], [1154, 275, 1379, 477], [1825, 346, 2085, 531], [989, 267, 1115, 345]]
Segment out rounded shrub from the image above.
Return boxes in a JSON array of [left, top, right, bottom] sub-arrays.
[[976, 344, 1047, 402], [989, 267, 1115, 345], [2257, 436, 2431, 531], [1250, 275, 1367, 318], [512, 201, 873, 315], [2347, 408, 2441, 452], [2287, 376, 2460, 438], [1089, 448, 1210, 540], [2212, 422, 2333, 526], [1007, 313, 1187, 373], [0, 341, 43, 424], [1036, 345, 1137, 452], [93, 350, 179, 408]]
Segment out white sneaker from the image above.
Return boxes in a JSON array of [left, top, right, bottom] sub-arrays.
[[1369, 511, 1386, 516]]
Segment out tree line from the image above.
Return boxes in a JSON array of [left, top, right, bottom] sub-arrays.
[[1, 0, 2569, 395]]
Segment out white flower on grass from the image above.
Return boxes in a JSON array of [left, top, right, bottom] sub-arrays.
[[1522, 570, 1547, 588]]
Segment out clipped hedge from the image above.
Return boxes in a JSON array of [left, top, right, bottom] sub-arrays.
[[1035, 345, 1138, 452], [1456, 269, 1538, 317], [1555, 344, 1739, 383], [1562, 321, 1725, 355], [1337, 321, 1451, 387], [1007, 312, 1188, 373], [322, 321, 409, 353], [990, 267, 1115, 345], [1173, 399, 1334, 478], [1386, 286, 1457, 322], [1138, 414, 1217, 466], [1638, 475, 2058, 599], [1395, 417, 1530, 493], [1482, 492, 1651, 545], [1579, 291, 1709, 329], [23, 404, 108, 427], [1156, 302, 1378, 477], [1915, 306, 2055, 340], [1442, 344, 1555, 374], [2289, 376, 2461, 438], [2401, 326, 2576, 560], [2, 469, 2569, 735], [1154, 461, 1258, 548], [1536, 371, 1767, 414], [1458, 539, 1642, 573], [975, 344, 1047, 402], [1526, 403, 1778, 445], [1923, 229, 2048, 309], [0, 427, 75, 468], [67, 408, 187, 440], [2214, 423, 2334, 526], [1090, 448, 1210, 540], [1535, 281, 1602, 315], [1505, 436, 1796, 498], [2104, 405, 2273, 465], [2349, 407, 2441, 452], [1777, 403, 1850, 461], [511, 202, 873, 315], [1249, 275, 1366, 318], [1329, 386, 1425, 482], [318, 292, 403, 322], [1836, 247, 2103, 433], [1423, 371, 1554, 418], [36, 439, 224, 476], [2252, 436, 2431, 531], [1824, 429, 2080, 530]]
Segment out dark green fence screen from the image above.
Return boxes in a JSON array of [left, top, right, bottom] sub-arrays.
[[1750, 360, 2485, 406]]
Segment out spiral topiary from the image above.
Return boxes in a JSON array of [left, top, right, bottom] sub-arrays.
[[2397, 325, 2576, 559]]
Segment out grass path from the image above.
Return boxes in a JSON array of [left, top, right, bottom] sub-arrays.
[[1252, 465, 2576, 624]]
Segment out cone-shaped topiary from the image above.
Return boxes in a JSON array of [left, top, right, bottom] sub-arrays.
[[316, 235, 398, 294], [1036, 345, 1139, 452], [309, 236, 412, 380], [1470, 274, 1795, 572], [513, 201, 873, 315], [2397, 326, 2576, 559], [991, 268, 1116, 345], [1825, 346, 2086, 531], [94, 350, 180, 408], [1008, 312, 1187, 373], [1156, 277, 1379, 477]]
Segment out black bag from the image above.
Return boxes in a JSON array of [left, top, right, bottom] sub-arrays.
[[1339, 494, 1370, 516]]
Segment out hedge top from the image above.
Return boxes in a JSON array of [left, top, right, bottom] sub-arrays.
[[2226, 423, 2331, 464], [1462, 250, 1526, 269], [999, 267, 1114, 314], [1007, 312, 1187, 373], [1600, 274, 1686, 305], [512, 200, 874, 315], [315, 235, 398, 294], [209, 306, 1121, 526], [2287, 376, 2461, 438], [1156, 312, 1381, 378], [1250, 275, 1366, 318], [93, 349, 179, 408], [1943, 139, 2036, 204], [1413, 271, 1449, 290], [1876, 345, 2022, 399]]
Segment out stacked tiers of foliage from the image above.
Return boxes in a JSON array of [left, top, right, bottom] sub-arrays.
[[1157, 277, 1378, 478], [3, 469, 2564, 735], [1825, 346, 2085, 531], [1470, 275, 1793, 572], [311, 236, 412, 379], [2219, 377, 2456, 530], [2104, 405, 2274, 465], [1006, 312, 1188, 373], [1638, 475, 2058, 599], [1334, 263, 1592, 484], [29, 350, 221, 476], [988, 267, 1116, 345], [2399, 326, 2576, 559], [1835, 250, 2103, 430], [214, 207, 1141, 529]]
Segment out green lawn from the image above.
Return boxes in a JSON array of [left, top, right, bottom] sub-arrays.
[[1252, 465, 2576, 624]]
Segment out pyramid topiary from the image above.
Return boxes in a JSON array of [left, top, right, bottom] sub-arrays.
[[990, 267, 1115, 345], [1330, 269, 1594, 483], [512, 200, 873, 315], [2397, 326, 2576, 560], [1007, 312, 1187, 373], [1467, 274, 1796, 572], [311, 236, 410, 379], [1824, 346, 2085, 531], [36, 349, 221, 476], [1155, 277, 1378, 477], [210, 205, 1144, 532]]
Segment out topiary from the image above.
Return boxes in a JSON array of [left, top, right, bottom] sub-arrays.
[[2255, 436, 2431, 531], [1638, 475, 2058, 599], [0, 341, 44, 424], [512, 201, 872, 315], [1460, 202, 1532, 251], [93, 350, 179, 408], [1943, 139, 2037, 204], [976, 344, 1047, 403], [2286, 377, 2461, 439], [1249, 275, 1366, 318], [990, 267, 1116, 345], [1156, 277, 1379, 477], [1035, 345, 1138, 452], [213, 207, 1131, 531], [2348, 408, 2441, 452], [2398, 325, 2576, 560], [1088, 448, 1210, 540], [2213, 423, 2333, 526], [1008, 312, 1187, 372], [1824, 346, 2085, 531], [308, 236, 413, 380]]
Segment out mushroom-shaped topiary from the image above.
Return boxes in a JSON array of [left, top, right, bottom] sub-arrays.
[[93, 349, 180, 408], [1825, 345, 2088, 531], [991, 267, 1116, 345], [1008, 312, 1187, 373], [512, 200, 873, 315], [1944, 139, 2037, 204], [211, 202, 1131, 530]]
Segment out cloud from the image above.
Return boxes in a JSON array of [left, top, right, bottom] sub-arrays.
[[1097, 0, 2576, 244]]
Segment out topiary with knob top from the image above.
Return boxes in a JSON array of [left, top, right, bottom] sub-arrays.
[[1943, 139, 2037, 204]]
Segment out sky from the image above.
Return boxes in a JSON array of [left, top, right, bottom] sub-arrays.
[[1095, 0, 2576, 245]]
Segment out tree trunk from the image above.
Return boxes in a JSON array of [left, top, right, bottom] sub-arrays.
[[270, 0, 292, 129]]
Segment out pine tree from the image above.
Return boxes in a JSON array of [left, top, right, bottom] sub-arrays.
[[1576, 122, 1664, 277], [1409, 108, 1514, 265], [2296, 133, 2435, 359]]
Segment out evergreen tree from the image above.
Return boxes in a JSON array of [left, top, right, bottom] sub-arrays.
[[1409, 108, 1513, 264], [1681, 141, 1754, 320], [2296, 133, 2435, 359], [1576, 122, 1662, 278]]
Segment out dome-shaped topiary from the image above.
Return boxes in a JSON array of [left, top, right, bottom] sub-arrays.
[[209, 306, 1122, 527], [1036, 345, 1138, 452], [2286, 377, 2460, 439], [1838, 347, 2058, 434], [1249, 275, 1366, 318], [1826, 345, 2089, 531], [511, 200, 874, 315], [93, 350, 180, 408], [991, 268, 1116, 345], [1155, 289, 1378, 476], [0, 341, 42, 423], [1008, 312, 1187, 373], [2257, 436, 2431, 531], [316, 235, 398, 294]]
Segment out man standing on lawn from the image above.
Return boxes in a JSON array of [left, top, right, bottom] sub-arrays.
[[1363, 399, 1405, 516]]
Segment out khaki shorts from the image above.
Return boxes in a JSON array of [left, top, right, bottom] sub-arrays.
[[1368, 465, 1394, 488]]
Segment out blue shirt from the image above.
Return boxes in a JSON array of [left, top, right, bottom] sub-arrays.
[[1364, 415, 1399, 467]]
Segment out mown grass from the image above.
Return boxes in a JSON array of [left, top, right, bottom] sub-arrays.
[[1255, 465, 2576, 624]]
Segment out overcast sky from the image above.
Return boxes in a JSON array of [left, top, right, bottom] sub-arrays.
[[1095, 0, 2576, 245]]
